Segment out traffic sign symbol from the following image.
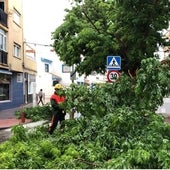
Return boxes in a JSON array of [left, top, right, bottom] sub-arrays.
[[107, 56, 121, 70], [107, 70, 120, 82]]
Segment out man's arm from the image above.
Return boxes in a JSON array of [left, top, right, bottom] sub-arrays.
[[50, 99, 60, 110]]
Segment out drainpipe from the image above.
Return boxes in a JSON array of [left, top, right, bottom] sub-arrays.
[[23, 41, 28, 104]]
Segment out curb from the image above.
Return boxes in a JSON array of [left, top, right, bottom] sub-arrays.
[[0, 120, 48, 131], [0, 120, 49, 144]]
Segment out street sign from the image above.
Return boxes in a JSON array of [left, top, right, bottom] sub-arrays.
[[107, 70, 120, 82], [107, 56, 121, 70]]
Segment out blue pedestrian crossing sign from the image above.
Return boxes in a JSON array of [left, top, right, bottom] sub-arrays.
[[107, 56, 121, 70]]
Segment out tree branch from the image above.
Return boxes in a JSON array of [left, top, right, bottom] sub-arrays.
[[75, 158, 102, 167], [128, 69, 134, 79], [81, 6, 101, 34]]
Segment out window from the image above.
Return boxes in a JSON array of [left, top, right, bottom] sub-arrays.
[[17, 73, 23, 82], [45, 63, 49, 72], [0, 29, 7, 51], [13, 8, 21, 25], [0, 30, 7, 64], [0, 2, 4, 11], [0, 84, 9, 101], [62, 64, 72, 73], [14, 43, 21, 57], [0, 3, 7, 27], [0, 74, 11, 101]]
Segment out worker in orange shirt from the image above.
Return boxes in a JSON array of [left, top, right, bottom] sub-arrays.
[[49, 84, 66, 134]]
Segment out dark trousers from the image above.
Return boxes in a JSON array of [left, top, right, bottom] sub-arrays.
[[49, 111, 65, 134], [38, 96, 44, 105]]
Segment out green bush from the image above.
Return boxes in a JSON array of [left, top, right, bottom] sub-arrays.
[[3, 58, 170, 168], [15, 104, 52, 121], [1, 107, 170, 169]]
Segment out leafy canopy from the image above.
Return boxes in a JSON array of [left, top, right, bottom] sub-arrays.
[[52, 0, 170, 76]]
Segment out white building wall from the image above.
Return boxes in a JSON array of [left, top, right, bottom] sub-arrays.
[[34, 45, 72, 101], [156, 98, 170, 117]]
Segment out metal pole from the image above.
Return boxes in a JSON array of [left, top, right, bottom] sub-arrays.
[[32, 82, 36, 107]]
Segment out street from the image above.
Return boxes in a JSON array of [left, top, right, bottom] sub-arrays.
[[0, 129, 11, 144]]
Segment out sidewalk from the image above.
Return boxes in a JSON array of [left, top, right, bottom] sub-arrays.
[[0, 103, 33, 129], [0, 118, 32, 129]]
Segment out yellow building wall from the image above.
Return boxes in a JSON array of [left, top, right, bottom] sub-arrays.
[[24, 54, 37, 74], [7, 0, 24, 72], [24, 43, 37, 74]]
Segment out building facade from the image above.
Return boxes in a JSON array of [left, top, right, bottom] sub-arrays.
[[0, 0, 37, 111], [33, 45, 72, 103]]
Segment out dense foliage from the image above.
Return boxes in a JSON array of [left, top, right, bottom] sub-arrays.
[[0, 108, 170, 169], [1, 58, 170, 169], [15, 104, 52, 121], [3, 0, 169, 168], [63, 58, 170, 117], [52, 0, 170, 75]]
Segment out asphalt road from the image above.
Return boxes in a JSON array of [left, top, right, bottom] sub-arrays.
[[0, 129, 11, 144]]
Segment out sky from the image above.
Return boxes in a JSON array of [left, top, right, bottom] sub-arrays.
[[23, 0, 71, 45]]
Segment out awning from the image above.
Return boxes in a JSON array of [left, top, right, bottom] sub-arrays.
[[0, 69, 12, 75], [50, 72, 62, 81], [41, 58, 52, 64], [52, 76, 62, 81]]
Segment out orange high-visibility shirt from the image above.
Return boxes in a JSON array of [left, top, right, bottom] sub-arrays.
[[50, 94, 65, 104]]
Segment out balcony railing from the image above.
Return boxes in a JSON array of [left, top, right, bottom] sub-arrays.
[[0, 8, 7, 27], [0, 50, 7, 64]]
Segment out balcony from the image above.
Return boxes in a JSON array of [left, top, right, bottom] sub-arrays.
[[0, 50, 7, 64], [0, 8, 7, 27]]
